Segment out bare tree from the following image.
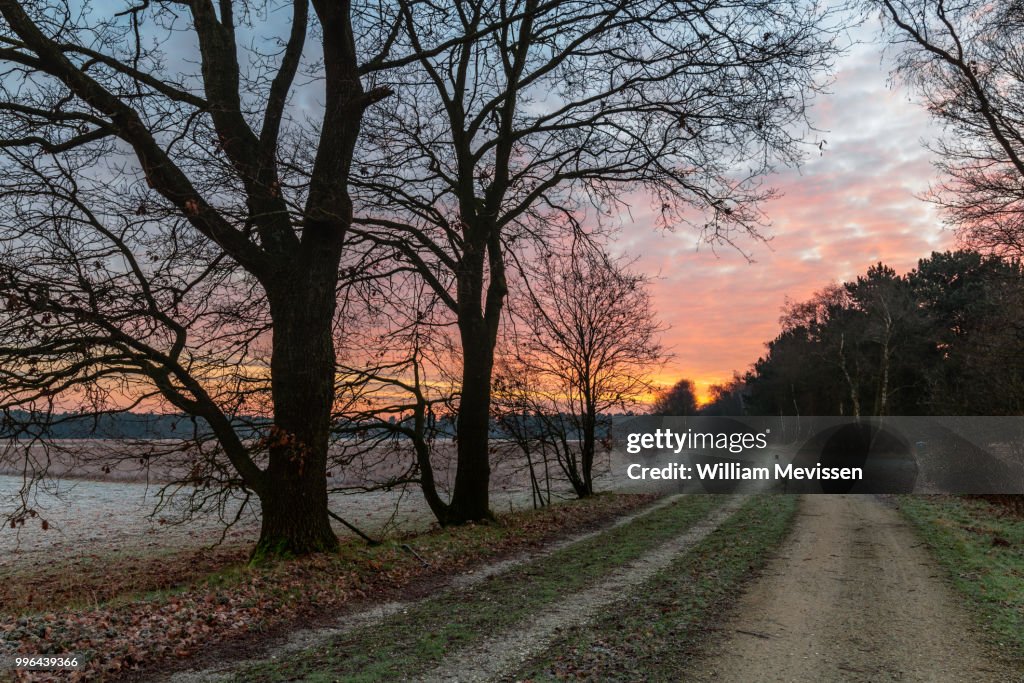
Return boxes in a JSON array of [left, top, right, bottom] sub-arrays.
[[497, 242, 664, 497], [874, 0, 1024, 256], [330, 268, 464, 525], [353, 0, 841, 521], [0, 1, 401, 556], [491, 353, 556, 509]]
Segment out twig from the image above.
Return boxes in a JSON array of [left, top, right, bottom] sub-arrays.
[[735, 629, 772, 640], [327, 509, 381, 546], [401, 543, 431, 567]]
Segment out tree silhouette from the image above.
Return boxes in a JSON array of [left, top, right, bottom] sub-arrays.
[[651, 378, 700, 417], [0, 1, 398, 556], [745, 251, 1024, 416], [496, 242, 664, 497], [875, 0, 1024, 256], [351, 0, 841, 521]]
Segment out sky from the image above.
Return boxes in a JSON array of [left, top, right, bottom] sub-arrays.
[[618, 20, 952, 402], [6, 4, 952, 413]]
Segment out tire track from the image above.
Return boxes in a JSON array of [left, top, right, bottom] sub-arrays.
[[415, 495, 748, 683]]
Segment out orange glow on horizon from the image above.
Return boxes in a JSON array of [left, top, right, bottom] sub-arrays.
[[646, 372, 721, 408]]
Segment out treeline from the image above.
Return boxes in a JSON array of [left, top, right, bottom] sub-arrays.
[[0, 408, 616, 443], [0, 410, 204, 440], [704, 250, 1024, 416]]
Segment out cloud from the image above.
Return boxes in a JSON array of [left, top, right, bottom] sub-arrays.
[[619, 22, 953, 397]]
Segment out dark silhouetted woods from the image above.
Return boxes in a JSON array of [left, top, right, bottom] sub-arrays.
[[742, 251, 1024, 416]]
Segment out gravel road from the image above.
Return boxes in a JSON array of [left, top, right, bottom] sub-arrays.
[[689, 495, 1016, 682]]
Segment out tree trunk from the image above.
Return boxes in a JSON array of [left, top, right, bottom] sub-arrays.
[[412, 399, 452, 524], [438, 222, 506, 525], [580, 410, 596, 497], [255, 470, 337, 557], [447, 320, 495, 522], [253, 270, 340, 557], [555, 425, 587, 498]]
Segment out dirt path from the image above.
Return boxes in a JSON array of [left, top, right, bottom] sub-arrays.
[[164, 493, 688, 683], [416, 496, 748, 683], [689, 495, 1015, 683]]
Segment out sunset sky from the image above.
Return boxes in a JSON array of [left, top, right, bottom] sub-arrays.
[[619, 21, 952, 401]]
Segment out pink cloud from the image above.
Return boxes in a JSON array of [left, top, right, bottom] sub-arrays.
[[616, 28, 955, 398]]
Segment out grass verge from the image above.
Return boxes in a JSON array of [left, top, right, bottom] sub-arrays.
[[517, 494, 799, 681], [896, 495, 1024, 665], [228, 495, 726, 683]]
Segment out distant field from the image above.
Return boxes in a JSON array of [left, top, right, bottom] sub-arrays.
[[0, 440, 651, 580]]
